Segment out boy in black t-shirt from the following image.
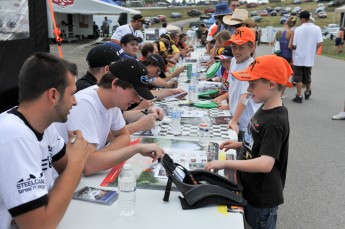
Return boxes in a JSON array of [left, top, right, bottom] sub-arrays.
[[205, 55, 293, 229]]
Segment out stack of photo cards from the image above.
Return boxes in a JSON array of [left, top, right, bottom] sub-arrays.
[[73, 186, 118, 205]]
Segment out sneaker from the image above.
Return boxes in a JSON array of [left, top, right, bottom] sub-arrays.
[[292, 95, 303, 103], [332, 111, 345, 120], [304, 90, 311, 100]]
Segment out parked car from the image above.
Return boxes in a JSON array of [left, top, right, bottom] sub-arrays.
[[170, 12, 182, 18], [318, 11, 327, 18], [327, 0, 343, 6], [250, 11, 258, 16], [260, 10, 269, 16], [189, 21, 204, 28], [275, 7, 282, 12], [270, 10, 277, 16], [247, 3, 258, 8], [280, 14, 291, 24], [292, 0, 302, 4], [187, 9, 202, 17], [251, 16, 263, 22], [200, 14, 212, 20], [280, 9, 288, 16], [315, 7, 325, 14], [266, 7, 273, 12], [284, 7, 292, 12], [291, 7, 301, 15], [157, 15, 167, 22], [204, 7, 215, 14], [324, 24, 340, 36]]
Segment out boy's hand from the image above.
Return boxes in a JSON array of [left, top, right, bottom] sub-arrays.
[[228, 120, 239, 134], [204, 160, 226, 172], [67, 130, 90, 165], [220, 140, 241, 151]]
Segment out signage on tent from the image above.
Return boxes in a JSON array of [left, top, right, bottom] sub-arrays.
[[52, 0, 75, 7]]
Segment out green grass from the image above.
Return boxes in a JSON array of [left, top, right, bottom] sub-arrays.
[[320, 38, 345, 61], [139, 2, 343, 60]]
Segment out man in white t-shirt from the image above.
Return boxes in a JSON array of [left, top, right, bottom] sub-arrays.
[[159, 22, 167, 36], [292, 10, 323, 103], [111, 14, 144, 45], [0, 53, 90, 229], [55, 59, 165, 176]]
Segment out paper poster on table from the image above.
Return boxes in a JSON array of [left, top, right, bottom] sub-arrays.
[[0, 0, 30, 41], [101, 137, 237, 190]]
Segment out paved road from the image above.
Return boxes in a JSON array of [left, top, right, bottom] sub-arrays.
[[51, 42, 345, 228]]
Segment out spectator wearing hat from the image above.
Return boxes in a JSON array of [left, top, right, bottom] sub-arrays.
[[55, 59, 165, 176], [214, 27, 261, 145], [292, 10, 323, 103], [111, 14, 145, 45], [214, 46, 233, 84], [206, 55, 293, 229], [223, 8, 249, 34], [76, 45, 120, 92], [213, 2, 233, 35]]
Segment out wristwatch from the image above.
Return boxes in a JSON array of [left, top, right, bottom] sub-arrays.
[[141, 108, 149, 115]]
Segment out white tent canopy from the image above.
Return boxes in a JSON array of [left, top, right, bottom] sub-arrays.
[[52, 0, 140, 15], [335, 5, 345, 13], [334, 5, 345, 27]]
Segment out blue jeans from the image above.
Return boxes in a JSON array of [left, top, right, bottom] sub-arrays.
[[245, 204, 278, 229]]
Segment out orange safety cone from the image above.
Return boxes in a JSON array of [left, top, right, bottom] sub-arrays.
[[317, 46, 322, 55]]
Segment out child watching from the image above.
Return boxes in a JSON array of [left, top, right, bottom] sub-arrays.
[[214, 27, 260, 142], [205, 55, 293, 229]]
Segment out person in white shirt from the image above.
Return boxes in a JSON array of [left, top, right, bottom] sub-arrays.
[[292, 10, 323, 103], [159, 22, 168, 36], [111, 14, 144, 45], [213, 27, 261, 143], [0, 53, 90, 229], [55, 59, 165, 176]]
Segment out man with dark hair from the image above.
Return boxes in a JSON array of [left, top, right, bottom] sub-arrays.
[[76, 45, 120, 92], [111, 14, 144, 45], [140, 42, 158, 61], [0, 53, 90, 229], [292, 10, 323, 103], [159, 22, 168, 36], [55, 59, 165, 176], [119, 34, 143, 59]]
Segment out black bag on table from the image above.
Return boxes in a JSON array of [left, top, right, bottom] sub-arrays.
[[161, 154, 247, 209]]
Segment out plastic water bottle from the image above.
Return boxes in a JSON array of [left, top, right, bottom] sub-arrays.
[[118, 164, 136, 217], [171, 105, 181, 135], [188, 73, 198, 103], [198, 118, 210, 148]]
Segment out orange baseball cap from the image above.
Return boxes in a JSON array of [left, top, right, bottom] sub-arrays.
[[229, 27, 255, 45], [231, 55, 293, 88]]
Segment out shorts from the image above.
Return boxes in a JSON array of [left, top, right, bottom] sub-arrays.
[[335, 37, 342, 46], [293, 66, 312, 84]]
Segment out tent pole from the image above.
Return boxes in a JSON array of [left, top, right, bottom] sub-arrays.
[[47, 0, 63, 58]]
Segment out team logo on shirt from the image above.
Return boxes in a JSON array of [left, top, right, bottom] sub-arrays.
[[16, 172, 45, 194]]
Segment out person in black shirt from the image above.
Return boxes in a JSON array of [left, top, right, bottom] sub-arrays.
[[76, 45, 120, 92], [205, 55, 293, 229]]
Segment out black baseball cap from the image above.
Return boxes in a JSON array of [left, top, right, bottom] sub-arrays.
[[299, 10, 310, 19], [146, 54, 167, 78], [132, 14, 145, 21], [86, 45, 120, 68], [120, 34, 143, 44], [109, 59, 154, 100], [214, 46, 233, 60]]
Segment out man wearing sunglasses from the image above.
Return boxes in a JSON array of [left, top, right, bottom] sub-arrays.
[[55, 59, 165, 176]]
